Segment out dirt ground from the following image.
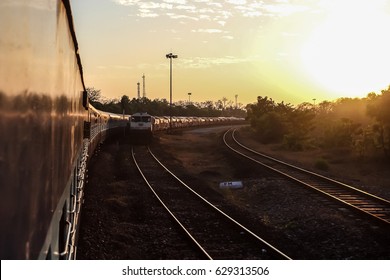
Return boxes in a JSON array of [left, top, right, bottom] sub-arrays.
[[77, 125, 390, 260]]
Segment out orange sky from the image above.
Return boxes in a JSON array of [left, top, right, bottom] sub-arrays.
[[71, 0, 390, 106]]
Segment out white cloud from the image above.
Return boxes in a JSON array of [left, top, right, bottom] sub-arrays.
[[178, 56, 249, 69], [207, 2, 223, 8], [226, 0, 247, 5], [138, 11, 159, 18], [243, 10, 263, 17], [167, 13, 199, 20], [139, 2, 173, 9], [222, 35, 234, 40], [111, 0, 314, 27], [112, 0, 140, 6], [176, 5, 196, 10], [192, 28, 224, 33]]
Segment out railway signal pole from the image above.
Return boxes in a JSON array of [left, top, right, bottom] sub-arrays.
[[166, 52, 178, 130]]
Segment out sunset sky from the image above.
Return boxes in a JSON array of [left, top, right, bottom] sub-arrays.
[[70, 0, 390, 106]]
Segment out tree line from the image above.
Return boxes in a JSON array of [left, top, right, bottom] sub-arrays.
[[246, 86, 390, 159], [87, 88, 246, 118]]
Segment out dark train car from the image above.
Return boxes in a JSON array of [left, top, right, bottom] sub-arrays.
[[0, 1, 89, 259]]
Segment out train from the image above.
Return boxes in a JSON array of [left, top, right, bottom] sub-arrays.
[[129, 112, 245, 143], [0, 0, 243, 260], [0, 0, 129, 259], [130, 112, 244, 133]]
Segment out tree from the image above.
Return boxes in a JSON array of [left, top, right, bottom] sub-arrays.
[[120, 95, 130, 114], [366, 86, 390, 157], [283, 107, 315, 150], [86, 87, 102, 104]]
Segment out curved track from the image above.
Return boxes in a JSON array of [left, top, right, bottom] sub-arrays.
[[224, 129, 390, 225], [131, 145, 291, 260]]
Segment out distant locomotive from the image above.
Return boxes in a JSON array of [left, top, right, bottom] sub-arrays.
[[129, 112, 153, 132]]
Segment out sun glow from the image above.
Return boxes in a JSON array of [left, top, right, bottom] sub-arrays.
[[301, 0, 390, 97]]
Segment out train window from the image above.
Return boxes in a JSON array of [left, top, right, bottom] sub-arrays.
[[131, 115, 151, 122]]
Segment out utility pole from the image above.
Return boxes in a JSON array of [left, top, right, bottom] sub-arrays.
[[142, 74, 146, 98], [137, 82, 140, 99], [166, 52, 178, 130], [235, 94, 238, 109]]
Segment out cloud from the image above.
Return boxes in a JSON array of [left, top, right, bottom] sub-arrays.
[[222, 35, 234, 40], [112, 0, 140, 6], [111, 0, 314, 24], [178, 56, 251, 69], [138, 11, 159, 18], [191, 28, 224, 33], [226, 0, 247, 5], [139, 2, 173, 9], [163, 0, 187, 4], [176, 5, 196, 10], [166, 13, 199, 20]]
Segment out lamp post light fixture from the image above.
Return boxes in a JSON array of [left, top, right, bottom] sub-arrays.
[[166, 52, 178, 130]]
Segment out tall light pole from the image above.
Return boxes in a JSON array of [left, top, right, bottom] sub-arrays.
[[188, 92, 192, 104], [166, 52, 178, 130], [235, 94, 238, 109]]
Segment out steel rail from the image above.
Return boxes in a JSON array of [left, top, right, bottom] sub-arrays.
[[131, 146, 213, 260], [223, 129, 390, 225], [147, 147, 292, 260]]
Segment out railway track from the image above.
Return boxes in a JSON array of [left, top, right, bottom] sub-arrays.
[[223, 129, 390, 225], [131, 145, 291, 260]]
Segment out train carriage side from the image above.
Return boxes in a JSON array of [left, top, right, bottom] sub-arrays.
[[0, 0, 89, 259]]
